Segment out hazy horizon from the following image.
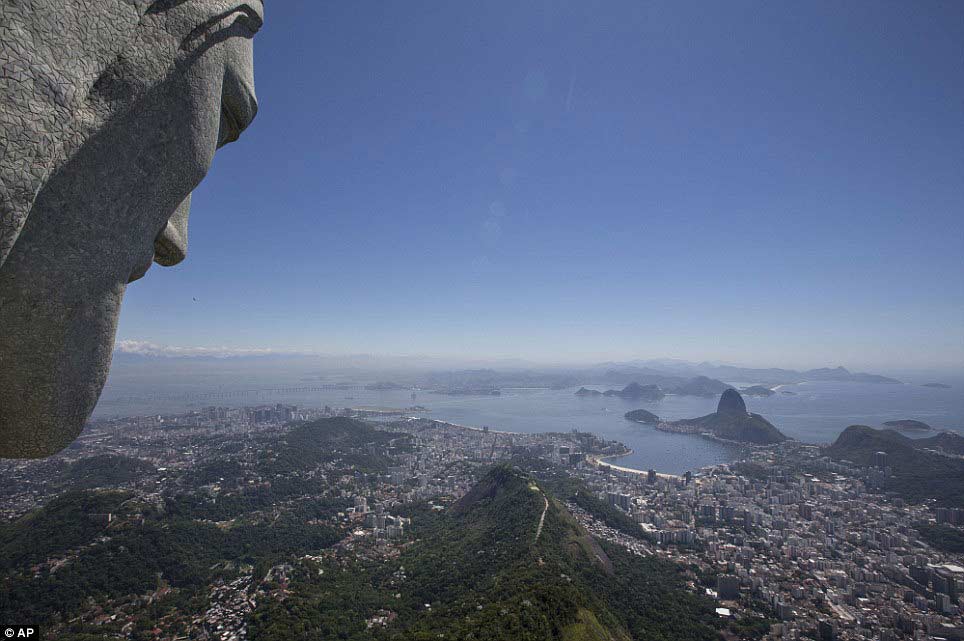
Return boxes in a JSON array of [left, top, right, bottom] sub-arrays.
[[110, 340, 964, 381]]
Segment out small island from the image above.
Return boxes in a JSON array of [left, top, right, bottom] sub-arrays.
[[624, 408, 660, 424], [602, 382, 665, 401], [741, 385, 775, 397], [882, 419, 932, 432], [923, 383, 952, 389], [574, 387, 603, 397]]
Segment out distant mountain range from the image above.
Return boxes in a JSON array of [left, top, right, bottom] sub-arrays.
[[596, 363, 900, 385], [418, 364, 900, 395], [577, 377, 732, 400], [802, 367, 900, 384], [109, 349, 909, 402], [673, 376, 733, 396]]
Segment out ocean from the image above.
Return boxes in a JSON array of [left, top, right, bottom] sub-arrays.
[[93, 363, 964, 475]]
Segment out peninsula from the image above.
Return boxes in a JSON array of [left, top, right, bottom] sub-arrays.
[[624, 408, 660, 424], [658, 389, 787, 445], [741, 385, 776, 397]]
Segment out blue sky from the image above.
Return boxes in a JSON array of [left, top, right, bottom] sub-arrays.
[[117, 1, 964, 371]]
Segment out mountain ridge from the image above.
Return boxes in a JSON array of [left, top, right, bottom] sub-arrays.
[[826, 426, 964, 507]]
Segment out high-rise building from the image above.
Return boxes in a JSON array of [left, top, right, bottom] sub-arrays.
[[935, 592, 952, 614], [818, 620, 835, 641], [873, 451, 888, 469]]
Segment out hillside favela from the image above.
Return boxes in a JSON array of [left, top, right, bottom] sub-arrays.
[[1, 2, 962, 641]]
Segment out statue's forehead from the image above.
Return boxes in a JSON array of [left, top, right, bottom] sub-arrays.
[[0, 0, 263, 270], [0, 0, 152, 268]]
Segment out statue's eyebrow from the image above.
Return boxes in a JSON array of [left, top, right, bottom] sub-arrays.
[[146, 2, 264, 34], [234, 3, 264, 32]]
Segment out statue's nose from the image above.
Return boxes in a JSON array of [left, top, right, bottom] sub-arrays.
[[154, 193, 191, 267]]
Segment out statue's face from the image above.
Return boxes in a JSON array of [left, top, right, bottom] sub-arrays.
[[0, 1, 263, 457]]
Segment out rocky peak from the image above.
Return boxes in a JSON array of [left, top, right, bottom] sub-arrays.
[[717, 389, 748, 415]]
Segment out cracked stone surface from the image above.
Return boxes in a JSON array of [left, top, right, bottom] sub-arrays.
[[0, 1, 263, 457]]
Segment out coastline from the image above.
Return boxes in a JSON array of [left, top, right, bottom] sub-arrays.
[[631, 417, 777, 450], [400, 416, 518, 436], [588, 451, 681, 480], [403, 416, 686, 478]]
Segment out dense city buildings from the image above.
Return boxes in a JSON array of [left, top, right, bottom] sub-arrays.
[[1, 405, 963, 640], [577, 442, 964, 640]]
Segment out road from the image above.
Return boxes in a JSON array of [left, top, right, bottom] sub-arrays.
[[534, 490, 549, 543]]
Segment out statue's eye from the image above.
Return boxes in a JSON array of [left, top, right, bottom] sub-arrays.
[[229, 3, 264, 35], [180, 2, 264, 50]]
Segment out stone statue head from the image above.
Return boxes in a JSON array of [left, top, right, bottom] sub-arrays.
[[0, 0, 264, 457]]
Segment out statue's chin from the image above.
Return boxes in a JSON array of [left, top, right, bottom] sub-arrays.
[[0, 280, 124, 458]]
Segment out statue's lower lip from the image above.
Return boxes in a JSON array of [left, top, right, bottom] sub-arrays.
[[221, 105, 243, 145], [154, 221, 186, 267], [128, 258, 152, 283]]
